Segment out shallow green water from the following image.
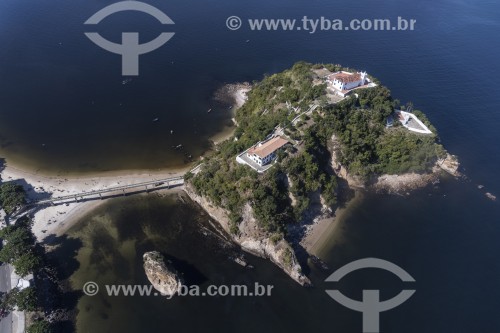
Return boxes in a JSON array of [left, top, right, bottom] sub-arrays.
[[53, 173, 500, 333], [54, 192, 358, 333]]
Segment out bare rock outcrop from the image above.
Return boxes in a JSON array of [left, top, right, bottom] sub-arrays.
[[184, 184, 310, 286], [237, 203, 311, 285], [373, 173, 439, 194], [143, 251, 184, 296], [437, 154, 461, 177]]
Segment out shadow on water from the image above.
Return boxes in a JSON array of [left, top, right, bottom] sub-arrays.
[[44, 234, 83, 281], [287, 175, 356, 276], [160, 253, 208, 286], [48, 193, 245, 331], [39, 234, 84, 333]]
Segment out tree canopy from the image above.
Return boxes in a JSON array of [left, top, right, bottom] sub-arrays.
[[0, 218, 41, 277], [0, 182, 26, 214]]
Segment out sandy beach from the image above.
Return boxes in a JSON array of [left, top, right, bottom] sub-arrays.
[[1, 164, 189, 241], [300, 191, 363, 256]]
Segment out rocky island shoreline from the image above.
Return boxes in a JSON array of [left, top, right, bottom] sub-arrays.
[[184, 62, 465, 285], [0, 62, 471, 307], [143, 251, 184, 297]]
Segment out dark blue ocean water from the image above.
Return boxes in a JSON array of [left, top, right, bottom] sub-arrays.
[[1, 0, 500, 332]]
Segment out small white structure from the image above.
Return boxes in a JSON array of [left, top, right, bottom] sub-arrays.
[[16, 278, 31, 290], [326, 71, 368, 97], [247, 136, 289, 166], [396, 111, 433, 134]]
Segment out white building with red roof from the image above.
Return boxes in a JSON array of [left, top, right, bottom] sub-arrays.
[[246, 136, 289, 166], [236, 136, 289, 172], [326, 71, 368, 97]]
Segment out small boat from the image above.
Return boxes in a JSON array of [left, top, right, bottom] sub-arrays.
[[207, 108, 212, 113], [152, 118, 159, 122], [170, 130, 174, 134], [245, 39, 250, 43]]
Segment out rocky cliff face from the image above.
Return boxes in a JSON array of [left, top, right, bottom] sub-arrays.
[[329, 134, 365, 188], [184, 184, 311, 286], [143, 251, 184, 296], [329, 135, 461, 193]]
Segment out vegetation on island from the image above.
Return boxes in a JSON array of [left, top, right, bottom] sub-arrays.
[[316, 87, 446, 178], [187, 61, 446, 235]]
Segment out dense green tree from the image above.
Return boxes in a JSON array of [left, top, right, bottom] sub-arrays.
[[0, 219, 40, 277], [13, 251, 42, 277], [27, 320, 53, 333], [11, 287, 38, 311], [0, 287, 38, 312], [0, 182, 26, 214], [0, 226, 34, 262]]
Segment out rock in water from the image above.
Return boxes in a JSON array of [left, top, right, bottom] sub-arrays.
[[143, 251, 184, 296], [485, 192, 497, 201], [437, 154, 461, 177]]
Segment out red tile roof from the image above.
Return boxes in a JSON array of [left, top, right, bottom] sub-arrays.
[[248, 137, 289, 158], [328, 72, 362, 84], [337, 73, 362, 83]]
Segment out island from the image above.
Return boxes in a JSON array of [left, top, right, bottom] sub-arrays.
[[143, 251, 184, 297], [184, 61, 460, 285], [0, 61, 466, 330]]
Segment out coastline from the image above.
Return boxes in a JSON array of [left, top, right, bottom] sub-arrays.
[[301, 191, 363, 256], [0, 76, 460, 279], [1, 84, 251, 242], [209, 83, 251, 145], [1, 163, 189, 241]]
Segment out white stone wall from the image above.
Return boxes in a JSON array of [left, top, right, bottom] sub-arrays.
[[247, 152, 276, 166]]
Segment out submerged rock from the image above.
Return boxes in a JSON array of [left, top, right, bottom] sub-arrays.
[[143, 251, 184, 296], [485, 192, 497, 201]]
